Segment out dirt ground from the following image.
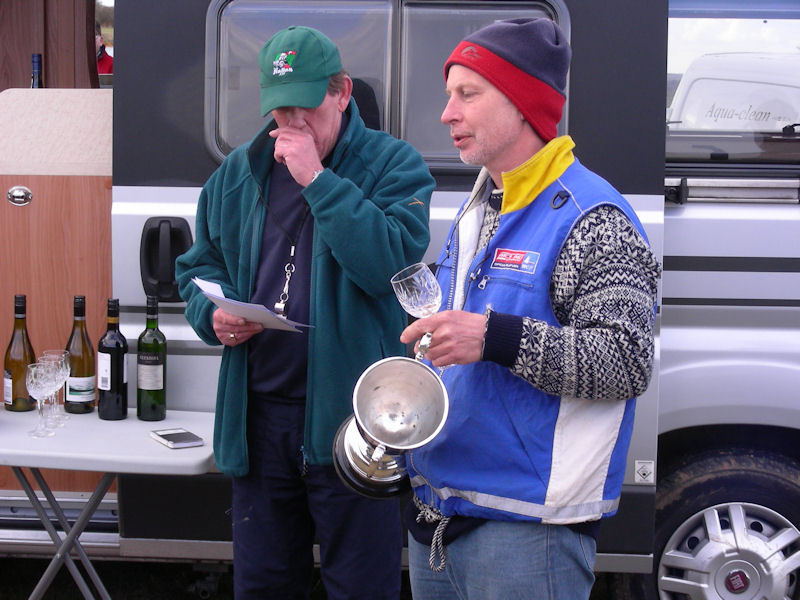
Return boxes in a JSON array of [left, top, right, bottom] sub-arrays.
[[3, 558, 614, 599]]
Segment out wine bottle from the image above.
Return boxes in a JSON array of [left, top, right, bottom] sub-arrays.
[[30, 53, 43, 88], [97, 298, 128, 420], [137, 296, 166, 421], [4, 294, 36, 411], [65, 295, 96, 413]]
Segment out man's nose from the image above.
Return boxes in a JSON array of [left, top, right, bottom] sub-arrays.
[[441, 97, 459, 124], [284, 107, 306, 126]]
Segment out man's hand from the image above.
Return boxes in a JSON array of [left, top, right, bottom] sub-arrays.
[[213, 308, 264, 347], [269, 126, 324, 187], [400, 310, 486, 367]]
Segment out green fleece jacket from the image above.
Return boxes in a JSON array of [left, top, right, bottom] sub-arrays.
[[175, 100, 434, 476]]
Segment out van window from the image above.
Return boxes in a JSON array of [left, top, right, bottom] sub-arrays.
[[400, 3, 558, 169], [205, 0, 568, 168], [666, 2, 800, 164], [206, 0, 392, 160]]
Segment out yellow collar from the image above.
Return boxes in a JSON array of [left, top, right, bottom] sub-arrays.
[[499, 136, 575, 213]]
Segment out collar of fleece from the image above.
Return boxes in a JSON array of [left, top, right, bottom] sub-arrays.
[[499, 135, 575, 214]]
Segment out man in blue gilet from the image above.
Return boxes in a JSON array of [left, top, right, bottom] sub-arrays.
[[400, 18, 661, 600]]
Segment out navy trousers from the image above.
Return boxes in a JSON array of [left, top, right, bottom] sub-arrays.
[[232, 399, 402, 599]]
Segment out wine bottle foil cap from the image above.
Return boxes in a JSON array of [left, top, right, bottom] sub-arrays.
[[146, 295, 159, 314], [73, 295, 86, 316], [107, 298, 120, 316]]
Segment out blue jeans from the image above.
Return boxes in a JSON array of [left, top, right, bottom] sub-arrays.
[[408, 519, 596, 600], [232, 400, 402, 600]]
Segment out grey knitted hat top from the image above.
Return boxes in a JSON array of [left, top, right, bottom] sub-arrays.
[[444, 18, 572, 141]]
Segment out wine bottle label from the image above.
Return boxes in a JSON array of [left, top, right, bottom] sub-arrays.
[[67, 376, 96, 403], [97, 352, 128, 391], [137, 352, 164, 390], [3, 371, 11, 405], [98, 352, 111, 391]]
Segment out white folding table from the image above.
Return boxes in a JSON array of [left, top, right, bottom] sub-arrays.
[[0, 408, 216, 599]]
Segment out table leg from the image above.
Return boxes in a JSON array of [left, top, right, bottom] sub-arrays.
[[11, 466, 96, 599], [31, 471, 115, 600], [12, 467, 116, 600], [31, 468, 114, 599]]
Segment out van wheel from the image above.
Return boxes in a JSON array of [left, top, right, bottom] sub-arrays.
[[610, 449, 800, 599]]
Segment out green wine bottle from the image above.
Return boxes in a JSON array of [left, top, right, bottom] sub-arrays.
[[65, 295, 96, 413], [4, 294, 36, 411], [137, 296, 166, 421]]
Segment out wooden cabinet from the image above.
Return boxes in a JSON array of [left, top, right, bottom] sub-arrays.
[[0, 0, 96, 91], [0, 88, 112, 492]]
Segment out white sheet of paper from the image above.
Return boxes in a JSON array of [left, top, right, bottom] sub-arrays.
[[191, 277, 306, 332]]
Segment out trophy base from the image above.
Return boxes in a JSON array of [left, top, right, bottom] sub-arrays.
[[332, 416, 411, 499]]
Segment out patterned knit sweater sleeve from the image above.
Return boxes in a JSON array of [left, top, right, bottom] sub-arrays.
[[482, 204, 661, 401]]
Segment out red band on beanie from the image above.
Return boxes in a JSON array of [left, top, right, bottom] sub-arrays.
[[444, 40, 565, 142]]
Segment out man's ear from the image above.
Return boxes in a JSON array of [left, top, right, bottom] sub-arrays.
[[338, 76, 353, 112]]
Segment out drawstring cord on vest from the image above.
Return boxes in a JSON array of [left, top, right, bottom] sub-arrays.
[[413, 494, 451, 572]]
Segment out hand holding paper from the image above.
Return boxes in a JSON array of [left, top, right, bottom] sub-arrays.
[[191, 277, 308, 332]]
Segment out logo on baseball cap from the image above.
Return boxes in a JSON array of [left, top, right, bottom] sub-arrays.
[[258, 26, 343, 116]]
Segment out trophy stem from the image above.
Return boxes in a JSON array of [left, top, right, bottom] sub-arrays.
[[415, 332, 433, 361], [364, 444, 386, 477]]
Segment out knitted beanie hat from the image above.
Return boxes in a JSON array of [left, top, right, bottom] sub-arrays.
[[444, 18, 571, 142]]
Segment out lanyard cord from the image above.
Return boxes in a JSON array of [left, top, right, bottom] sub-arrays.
[[264, 198, 311, 316]]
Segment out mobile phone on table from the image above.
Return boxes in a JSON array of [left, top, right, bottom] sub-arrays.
[[150, 428, 204, 449]]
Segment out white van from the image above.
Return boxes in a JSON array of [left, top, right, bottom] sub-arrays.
[[668, 52, 800, 131]]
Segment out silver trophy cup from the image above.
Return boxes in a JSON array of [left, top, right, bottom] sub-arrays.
[[333, 355, 448, 498]]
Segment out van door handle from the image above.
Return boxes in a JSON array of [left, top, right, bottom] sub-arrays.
[[140, 216, 193, 302]]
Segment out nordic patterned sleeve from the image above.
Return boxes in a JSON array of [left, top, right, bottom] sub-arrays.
[[513, 205, 661, 401]]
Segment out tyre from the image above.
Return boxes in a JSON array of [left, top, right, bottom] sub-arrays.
[[610, 449, 800, 600]]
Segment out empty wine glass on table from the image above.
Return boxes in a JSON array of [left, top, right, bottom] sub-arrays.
[[26, 362, 58, 438], [390, 262, 442, 360], [39, 350, 70, 426]]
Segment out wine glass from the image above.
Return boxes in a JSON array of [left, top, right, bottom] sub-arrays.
[[391, 262, 442, 360], [40, 350, 70, 426], [391, 263, 442, 319], [26, 362, 57, 438]]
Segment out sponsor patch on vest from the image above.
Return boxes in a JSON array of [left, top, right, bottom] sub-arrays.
[[490, 248, 539, 274]]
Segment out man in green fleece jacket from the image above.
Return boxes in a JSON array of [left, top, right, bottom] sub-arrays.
[[175, 26, 434, 600]]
